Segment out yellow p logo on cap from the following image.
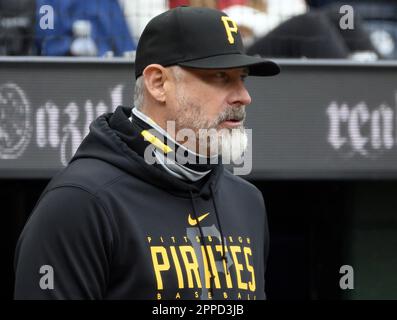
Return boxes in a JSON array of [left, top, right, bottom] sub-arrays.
[[221, 16, 238, 44]]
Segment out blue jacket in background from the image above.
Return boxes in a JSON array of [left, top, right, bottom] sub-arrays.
[[35, 0, 136, 56]]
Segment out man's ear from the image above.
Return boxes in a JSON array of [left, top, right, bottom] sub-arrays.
[[142, 64, 168, 104]]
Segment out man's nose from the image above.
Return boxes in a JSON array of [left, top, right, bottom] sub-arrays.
[[228, 81, 252, 106]]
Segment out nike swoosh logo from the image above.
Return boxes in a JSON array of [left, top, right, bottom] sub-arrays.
[[188, 212, 210, 226]]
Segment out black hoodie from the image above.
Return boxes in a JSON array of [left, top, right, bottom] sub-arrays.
[[14, 106, 269, 300]]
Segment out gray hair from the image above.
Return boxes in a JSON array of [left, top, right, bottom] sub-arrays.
[[133, 76, 144, 111], [133, 66, 183, 111]]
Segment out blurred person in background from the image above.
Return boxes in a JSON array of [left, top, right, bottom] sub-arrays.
[[169, 0, 307, 48], [247, 0, 378, 60], [305, 0, 397, 60], [35, 0, 136, 57]]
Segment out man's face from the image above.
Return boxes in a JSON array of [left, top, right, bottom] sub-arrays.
[[166, 66, 252, 160]]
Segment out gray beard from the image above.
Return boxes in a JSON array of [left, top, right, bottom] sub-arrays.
[[173, 93, 247, 160]]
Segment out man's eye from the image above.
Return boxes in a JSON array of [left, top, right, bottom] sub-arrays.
[[241, 75, 248, 82], [215, 72, 228, 80]]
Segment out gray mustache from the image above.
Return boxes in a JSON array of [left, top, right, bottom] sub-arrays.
[[217, 106, 246, 123]]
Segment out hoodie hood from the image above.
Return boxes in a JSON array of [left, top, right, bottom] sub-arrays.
[[71, 106, 224, 199]]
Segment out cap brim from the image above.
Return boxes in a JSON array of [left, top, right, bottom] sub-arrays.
[[178, 53, 280, 77]]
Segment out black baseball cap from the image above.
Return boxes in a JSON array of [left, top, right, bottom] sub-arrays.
[[134, 6, 280, 79]]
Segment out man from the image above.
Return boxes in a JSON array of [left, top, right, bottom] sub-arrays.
[[14, 6, 279, 300]]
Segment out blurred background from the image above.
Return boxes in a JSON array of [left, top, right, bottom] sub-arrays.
[[1, 0, 397, 300]]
